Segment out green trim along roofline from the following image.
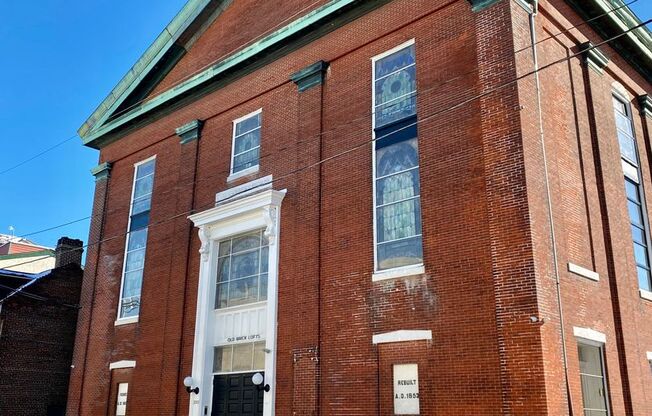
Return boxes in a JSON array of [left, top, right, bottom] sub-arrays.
[[79, 0, 652, 149], [566, 0, 652, 81], [80, 0, 375, 149], [0, 250, 55, 261], [78, 0, 228, 139]]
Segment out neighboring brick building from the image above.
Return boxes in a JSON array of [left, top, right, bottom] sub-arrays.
[[67, 0, 652, 415], [0, 238, 84, 416]]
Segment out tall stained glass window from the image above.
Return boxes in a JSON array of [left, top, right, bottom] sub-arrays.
[[119, 157, 155, 320], [373, 41, 423, 271]]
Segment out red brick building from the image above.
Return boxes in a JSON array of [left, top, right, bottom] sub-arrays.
[[67, 0, 652, 415]]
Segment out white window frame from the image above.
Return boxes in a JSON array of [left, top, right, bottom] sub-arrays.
[[575, 337, 611, 416], [613, 93, 652, 295], [228, 108, 262, 182], [115, 155, 156, 326], [371, 39, 424, 281], [188, 187, 285, 416]]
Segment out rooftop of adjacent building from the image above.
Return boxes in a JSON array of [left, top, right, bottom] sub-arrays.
[[0, 237, 83, 304]]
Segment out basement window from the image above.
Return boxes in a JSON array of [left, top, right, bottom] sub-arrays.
[[578, 342, 610, 415]]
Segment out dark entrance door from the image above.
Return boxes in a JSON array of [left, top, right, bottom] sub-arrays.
[[212, 372, 264, 416]]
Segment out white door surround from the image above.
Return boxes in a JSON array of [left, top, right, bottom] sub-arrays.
[[188, 188, 286, 416]]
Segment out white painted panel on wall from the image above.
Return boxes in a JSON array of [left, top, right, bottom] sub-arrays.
[[393, 364, 420, 415], [115, 383, 128, 416], [214, 304, 267, 345]]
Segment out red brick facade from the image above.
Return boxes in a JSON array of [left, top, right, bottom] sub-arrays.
[[68, 0, 652, 415]]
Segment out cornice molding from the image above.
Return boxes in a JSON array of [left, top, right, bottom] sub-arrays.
[[580, 42, 610, 74], [176, 119, 204, 144], [90, 162, 112, 181], [638, 94, 652, 118], [467, 0, 501, 12], [290, 60, 329, 92]]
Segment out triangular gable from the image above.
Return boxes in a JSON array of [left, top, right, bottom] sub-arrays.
[[78, 0, 398, 149], [78, 0, 231, 141]]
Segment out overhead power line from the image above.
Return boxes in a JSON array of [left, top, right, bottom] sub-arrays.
[[0, 0, 639, 179], [5, 18, 649, 273], [9, 0, 646, 243]]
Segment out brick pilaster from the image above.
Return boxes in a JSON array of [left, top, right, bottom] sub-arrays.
[[66, 161, 112, 416], [287, 61, 328, 415]]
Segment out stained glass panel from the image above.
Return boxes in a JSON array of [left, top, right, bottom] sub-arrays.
[[375, 46, 417, 127]]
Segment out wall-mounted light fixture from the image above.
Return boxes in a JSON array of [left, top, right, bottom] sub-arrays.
[[184, 376, 199, 394], [252, 372, 270, 392]]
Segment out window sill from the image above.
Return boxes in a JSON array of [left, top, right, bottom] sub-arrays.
[[568, 262, 599, 281], [640, 289, 652, 302], [372, 264, 425, 282], [114, 316, 139, 326], [227, 166, 259, 183]]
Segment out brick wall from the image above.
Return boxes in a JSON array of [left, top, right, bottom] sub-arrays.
[[0, 265, 83, 416], [68, 0, 652, 415]]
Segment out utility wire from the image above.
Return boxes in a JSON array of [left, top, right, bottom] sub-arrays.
[[0, 282, 80, 309], [0, 0, 326, 179], [5, 20, 649, 273], [9, 0, 643, 240], [0, 0, 637, 180], [0, 134, 78, 176]]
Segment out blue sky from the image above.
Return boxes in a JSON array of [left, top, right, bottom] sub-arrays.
[[0, 1, 650, 251], [0, 0, 186, 249]]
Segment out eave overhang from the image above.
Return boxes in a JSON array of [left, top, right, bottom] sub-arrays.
[[79, 0, 391, 150], [78, 0, 232, 142], [565, 0, 652, 82]]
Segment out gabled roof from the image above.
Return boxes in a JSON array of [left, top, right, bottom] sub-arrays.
[[79, 0, 652, 150], [78, 0, 232, 144], [78, 0, 398, 149]]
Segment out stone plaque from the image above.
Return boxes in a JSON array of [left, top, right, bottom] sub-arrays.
[[116, 383, 128, 416], [393, 364, 420, 415]]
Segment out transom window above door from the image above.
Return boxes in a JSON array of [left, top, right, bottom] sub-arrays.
[[215, 230, 269, 309]]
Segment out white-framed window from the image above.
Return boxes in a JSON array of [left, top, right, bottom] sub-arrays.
[[117, 156, 155, 322], [578, 342, 610, 415], [613, 96, 652, 293], [231, 109, 262, 176], [213, 341, 266, 374], [215, 229, 269, 309], [372, 40, 423, 273]]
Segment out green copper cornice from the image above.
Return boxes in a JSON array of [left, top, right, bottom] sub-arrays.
[[565, 0, 652, 81], [638, 95, 652, 118], [176, 119, 204, 143], [467, 0, 501, 12], [79, 0, 232, 140], [580, 42, 610, 74], [80, 0, 390, 149], [291, 61, 329, 91], [90, 162, 112, 181]]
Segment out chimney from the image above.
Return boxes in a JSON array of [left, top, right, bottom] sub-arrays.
[[55, 237, 83, 268]]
